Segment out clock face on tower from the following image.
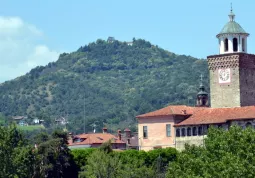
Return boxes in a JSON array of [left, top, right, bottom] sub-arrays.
[[218, 68, 231, 84]]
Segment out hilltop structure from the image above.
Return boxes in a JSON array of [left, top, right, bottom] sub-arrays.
[[137, 8, 255, 150]]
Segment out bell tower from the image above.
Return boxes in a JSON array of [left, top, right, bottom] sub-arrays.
[[196, 75, 209, 107], [208, 8, 255, 108]]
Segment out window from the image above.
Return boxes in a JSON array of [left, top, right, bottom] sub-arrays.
[[224, 38, 229, 52], [233, 38, 238, 52], [202, 97, 207, 106], [176, 129, 180, 137], [143, 126, 148, 138], [181, 128, 186, 137], [246, 122, 252, 128], [166, 124, 171, 137], [198, 126, 203, 136], [242, 38, 245, 52], [187, 127, 191, 136], [192, 127, 197, 136]]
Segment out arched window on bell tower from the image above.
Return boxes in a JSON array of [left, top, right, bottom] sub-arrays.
[[224, 38, 228, 52], [242, 38, 245, 52], [233, 38, 238, 52]]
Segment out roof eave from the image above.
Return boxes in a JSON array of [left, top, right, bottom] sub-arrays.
[[216, 32, 249, 38], [174, 117, 255, 127], [136, 114, 192, 119]]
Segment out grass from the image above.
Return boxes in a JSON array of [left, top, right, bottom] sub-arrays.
[[17, 125, 45, 131]]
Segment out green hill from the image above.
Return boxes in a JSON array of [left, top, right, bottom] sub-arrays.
[[0, 38, 209, 133]]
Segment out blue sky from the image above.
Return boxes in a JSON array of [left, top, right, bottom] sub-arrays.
[[0, 0, 254, 82]]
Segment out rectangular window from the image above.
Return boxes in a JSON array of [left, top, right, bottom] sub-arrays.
[[166, 124, 171, 137], [143, 126, 148, 138]]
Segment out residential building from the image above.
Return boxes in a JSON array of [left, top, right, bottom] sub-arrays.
[[68, 128, 126, 150], [12, 116, 28, 126], [55, 117, 67, 125], [121, 128, 139, 150], [107, 37, 115, 43]]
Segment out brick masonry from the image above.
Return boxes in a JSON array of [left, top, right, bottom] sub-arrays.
[[207, 53, 255, 108]]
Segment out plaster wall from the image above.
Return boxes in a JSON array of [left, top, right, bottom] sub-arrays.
[[138, 117, 176, 151]]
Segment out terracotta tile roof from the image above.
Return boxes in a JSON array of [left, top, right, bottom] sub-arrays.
[[175, 106, 255, 126], [136, 105, 203, 118], [68, 133, 125, 146]]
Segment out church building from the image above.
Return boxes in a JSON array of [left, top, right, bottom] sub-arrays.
[[136, 8, 255, 151]]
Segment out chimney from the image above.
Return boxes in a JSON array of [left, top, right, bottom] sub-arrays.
[[117, 129, 122, 140], [103, 127, 108, 133], [124, 128, 131, 138]]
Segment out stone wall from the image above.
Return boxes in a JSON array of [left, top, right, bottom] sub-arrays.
[[208, 54, 240, 108], [239, 53, 255, 106], [208, 53, 255, 108], [175, 136, 205, 150]]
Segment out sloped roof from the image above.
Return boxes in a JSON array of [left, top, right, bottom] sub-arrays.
[[12, 116, 27, 120], [68, 133, 125, 146], [175, 106, 255, 126], [218, 21, 247, 35], [136, 105, 203, 118]]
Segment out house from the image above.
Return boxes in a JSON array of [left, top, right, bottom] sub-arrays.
[[137, 8, 255, 151], [126, 42, 133, 46], [13, 116, 28, 126], [68, 128, 126, 150], [137, 105, 203, 151], [32, 118, 44, 124], [55, 117, 67, 125], [107, 37, 115, 43], [120, 128, 139, 150]]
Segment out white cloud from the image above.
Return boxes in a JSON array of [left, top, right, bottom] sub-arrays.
[[0, 16, 60, 83]]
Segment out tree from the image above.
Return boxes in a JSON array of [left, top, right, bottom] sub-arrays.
[[166, 126, 255, 178], [34, 130, 78, 178], [79, 150, 122, 178], [0, 124, 36, 177]]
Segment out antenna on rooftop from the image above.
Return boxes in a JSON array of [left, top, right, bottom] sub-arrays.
[[91, 121, 98, 133], [231, 2, 233, 12], [83, 93, 86, 133]]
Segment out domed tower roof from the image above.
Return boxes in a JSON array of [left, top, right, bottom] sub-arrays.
[[197, 84, 208, 96], [216, 8, 249, 37]]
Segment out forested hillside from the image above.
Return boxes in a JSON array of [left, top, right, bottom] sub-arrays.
[[0, 38, 209, 133]]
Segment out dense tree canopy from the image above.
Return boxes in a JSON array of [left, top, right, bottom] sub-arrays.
[[0, 38, 209, 133], [0, 124, 78, 178], [0, 124, 254, 177], [167, 126, 255, 178]]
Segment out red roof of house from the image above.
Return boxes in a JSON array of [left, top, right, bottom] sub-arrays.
[[68, 133, 125, 146], [136, 105, 203, 118], [175, 106, 255, 126]]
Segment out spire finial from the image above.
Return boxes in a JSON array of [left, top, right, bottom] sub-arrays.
[[200, 74, 203, 85], [229, 3, 235, 21]]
